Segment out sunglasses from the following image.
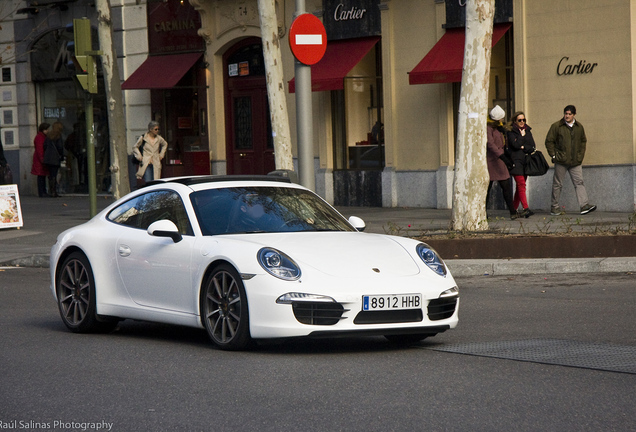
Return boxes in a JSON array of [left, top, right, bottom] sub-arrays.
[[516, 119, 526, 123]]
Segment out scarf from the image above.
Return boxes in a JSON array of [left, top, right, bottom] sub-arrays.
[[514, 123, 527, 132]]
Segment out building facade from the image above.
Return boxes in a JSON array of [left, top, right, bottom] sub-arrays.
[[2, 0, 635, 212]]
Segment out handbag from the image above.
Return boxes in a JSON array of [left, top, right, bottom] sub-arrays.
[[524, 150, 549, 176], [0, 163, 13, 185], [132, 136, 145, 165]]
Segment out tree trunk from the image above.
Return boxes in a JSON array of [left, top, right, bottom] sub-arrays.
[[451, 0, 495, 231], [95, 0, 130, 199], [257, 0, 294, 172]]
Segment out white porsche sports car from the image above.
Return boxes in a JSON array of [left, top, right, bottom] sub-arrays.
[[50, 175, 459, 350]]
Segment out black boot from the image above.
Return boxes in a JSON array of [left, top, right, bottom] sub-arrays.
[[50, 177, 60, 197], [38, 176, 49, 197]]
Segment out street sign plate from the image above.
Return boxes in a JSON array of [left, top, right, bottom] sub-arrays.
[[289, 13, 327, 65]]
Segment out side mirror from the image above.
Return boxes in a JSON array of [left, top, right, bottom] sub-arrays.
[[348, 216, 366, 232], [148, 220, 182, 243]]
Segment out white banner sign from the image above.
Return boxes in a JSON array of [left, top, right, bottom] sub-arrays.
[[0, 184, 23, 229]]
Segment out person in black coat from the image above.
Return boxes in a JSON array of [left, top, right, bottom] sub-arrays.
[[0, 135, 6, 166], [43, 121, 65, 197], [0, 135, 10, 185], [506, 111, 536, 218]]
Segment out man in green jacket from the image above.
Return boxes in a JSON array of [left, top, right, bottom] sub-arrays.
[[545, 105, 596, 215]]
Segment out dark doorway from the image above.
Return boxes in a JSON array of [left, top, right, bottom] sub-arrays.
[[224, 38, 274, 175]]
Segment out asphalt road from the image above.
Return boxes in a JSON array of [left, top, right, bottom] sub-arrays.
[[1, 269, 635, 432]]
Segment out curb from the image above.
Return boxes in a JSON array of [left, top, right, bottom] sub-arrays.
[[3, 254, 636, 277], [447, 257, 636, 277], [1, 254, 50, 268]]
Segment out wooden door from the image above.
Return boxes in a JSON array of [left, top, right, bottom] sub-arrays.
[[228, 86, 274, 175], [224, 38, 274, 175]]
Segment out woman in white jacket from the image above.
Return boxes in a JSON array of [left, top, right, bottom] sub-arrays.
[[133, 121, 168, 182]]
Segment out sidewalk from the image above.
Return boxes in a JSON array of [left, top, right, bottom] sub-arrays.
[[2, 195, 635, 276]]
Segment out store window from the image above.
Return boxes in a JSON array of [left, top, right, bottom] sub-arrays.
[[451, 28, 514, 148], [151, 61, 208, 177], [332, 43, 383, 171], [37, 81, 110, 194], [31, 27, 110, 194], [489, 27, 514, 118]]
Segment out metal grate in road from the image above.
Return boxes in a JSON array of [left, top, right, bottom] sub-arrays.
[[428, 339, 636, 374]]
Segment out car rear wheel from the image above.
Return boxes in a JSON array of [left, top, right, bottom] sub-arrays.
[[56, 251, 117, 333], [201, 264, 252, 350]]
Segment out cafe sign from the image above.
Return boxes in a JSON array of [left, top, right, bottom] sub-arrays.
[[147, 0, 204, 54]]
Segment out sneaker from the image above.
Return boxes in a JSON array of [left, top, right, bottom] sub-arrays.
[[550, 209, 565, 216], [580, 204, 597, 215], [510, 212, 520, 220], [521, 208, 534, 218]]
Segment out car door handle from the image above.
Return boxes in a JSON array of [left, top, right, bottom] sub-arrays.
[[118, 245, 132, 257]]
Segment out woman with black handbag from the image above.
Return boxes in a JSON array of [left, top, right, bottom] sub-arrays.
[[507, 112, 536, 218], [43, 122, 65, 197]]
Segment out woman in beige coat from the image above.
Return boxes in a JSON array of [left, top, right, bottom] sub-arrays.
[[133, 121, 168, 182]]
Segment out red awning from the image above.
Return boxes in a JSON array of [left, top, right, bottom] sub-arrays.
[[121, 52, 202, 90], [408, 23, 511, 85], [288, 36, 380, 93]]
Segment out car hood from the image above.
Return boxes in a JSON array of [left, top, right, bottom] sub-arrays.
[[232, 232, 422, 278]]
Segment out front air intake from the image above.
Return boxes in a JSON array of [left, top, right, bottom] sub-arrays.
[[292, 302, 346, 325], [427, 297, 458, 321]]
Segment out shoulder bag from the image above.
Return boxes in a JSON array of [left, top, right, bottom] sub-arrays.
[[133, 136, 145, 165], [524, 150, 549, 176]]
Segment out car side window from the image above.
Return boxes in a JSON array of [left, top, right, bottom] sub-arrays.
[[108, 190, 193, 235]]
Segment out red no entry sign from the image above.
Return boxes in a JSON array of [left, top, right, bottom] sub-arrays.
[[289, 13, 327, 65]]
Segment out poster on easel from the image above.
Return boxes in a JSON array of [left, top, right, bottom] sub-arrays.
[[0, 184, 23, 229]]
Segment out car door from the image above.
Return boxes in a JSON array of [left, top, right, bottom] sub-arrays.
[[110, 190, 197, 313]]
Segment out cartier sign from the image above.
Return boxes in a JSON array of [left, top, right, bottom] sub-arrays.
[[324, 0, 381, 41], [557, 57, 598, 76], [333, 4, 367, 21]]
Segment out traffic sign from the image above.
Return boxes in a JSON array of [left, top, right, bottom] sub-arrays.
[[289, 13, 327, 65]]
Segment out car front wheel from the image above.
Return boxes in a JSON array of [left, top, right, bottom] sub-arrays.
[[56, 251, 117, 333], [201, 264, 252, 350]]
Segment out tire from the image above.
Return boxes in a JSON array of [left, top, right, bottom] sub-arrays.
[[56, 251, 117, 333], [384, 334, 430, 345], [201, 264, 253, 351]]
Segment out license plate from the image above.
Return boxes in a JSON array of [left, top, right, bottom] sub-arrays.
[[362, 294, 421, 311]]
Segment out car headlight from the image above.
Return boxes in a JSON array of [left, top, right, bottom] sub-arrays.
[[258, 248, 301, 280], [276, 293, 336, 304], [416, 243, 447, 277], [439, 286, 459, 298]]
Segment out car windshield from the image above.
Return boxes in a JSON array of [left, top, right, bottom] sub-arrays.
[[191, 186, 356, 235]]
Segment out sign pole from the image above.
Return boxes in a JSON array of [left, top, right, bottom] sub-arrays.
[[295, 63, 314, 190], [85, 93, 97, 217], [72, 18, 99, 217], [294, 1, 315, 190]]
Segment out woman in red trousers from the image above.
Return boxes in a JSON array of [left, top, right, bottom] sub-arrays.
[[507, 112, 536, 217]]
